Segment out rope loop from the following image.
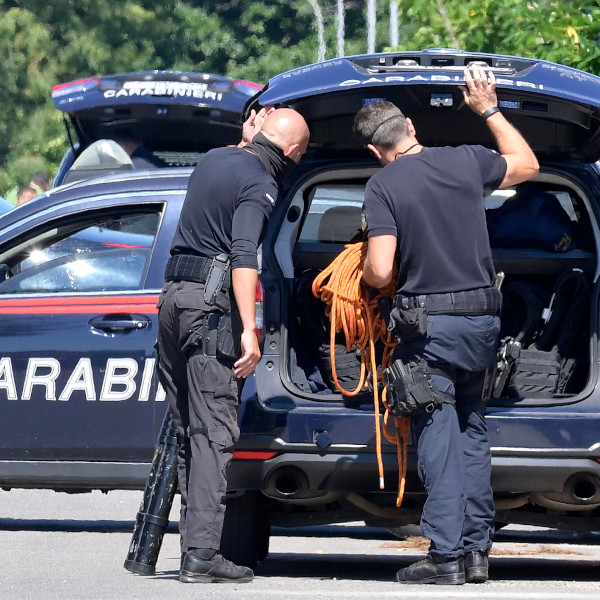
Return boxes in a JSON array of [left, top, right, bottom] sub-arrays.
[[312, 242, 409, 505]]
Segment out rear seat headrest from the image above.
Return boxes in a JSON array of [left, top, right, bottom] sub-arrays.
[[317, 205, 363, 243]]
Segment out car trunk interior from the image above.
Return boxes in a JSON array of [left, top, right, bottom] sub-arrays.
[[280, 167, 597, 407]]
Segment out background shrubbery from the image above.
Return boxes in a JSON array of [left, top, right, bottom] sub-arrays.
[[0, 0, 598, 194]]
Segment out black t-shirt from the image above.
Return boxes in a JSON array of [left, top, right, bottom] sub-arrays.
[[363, 145, 507, 294], [170, 146, 279, 270]]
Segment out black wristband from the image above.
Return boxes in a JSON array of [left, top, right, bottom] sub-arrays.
[[481, 107, 500, 121]]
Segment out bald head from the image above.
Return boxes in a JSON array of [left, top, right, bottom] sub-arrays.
[[260, 108, 310, 163]]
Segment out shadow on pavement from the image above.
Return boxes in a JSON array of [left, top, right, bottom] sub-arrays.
[[0, 517, 179, 533]]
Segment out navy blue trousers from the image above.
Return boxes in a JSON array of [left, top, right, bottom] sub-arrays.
[[395, 314, 500, 560]]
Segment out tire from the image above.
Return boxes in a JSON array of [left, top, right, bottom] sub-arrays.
[[220, 491, 270, 569]]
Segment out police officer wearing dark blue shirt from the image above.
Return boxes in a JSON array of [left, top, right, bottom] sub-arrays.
[[353, 65, 539, 585], [156, 108, 309, 583]]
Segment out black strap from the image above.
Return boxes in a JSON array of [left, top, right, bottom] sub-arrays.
[[396, 286, 501, 316], [481, 106, 501, 121], [188, 426, 208, 437], [135, 512, 169, 528], [423, 362, 457, 406]]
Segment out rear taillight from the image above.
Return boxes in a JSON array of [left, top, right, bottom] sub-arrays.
[[51, 77, 100, 96], [232, 450, 278, 460], [255, 278, 264, 342], [233, 79, 264, 94]]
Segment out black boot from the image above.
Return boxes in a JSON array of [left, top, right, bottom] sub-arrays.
[[179, 550, 254, 583], [465, 550, 488, 583], [396, 555, 465, 585]]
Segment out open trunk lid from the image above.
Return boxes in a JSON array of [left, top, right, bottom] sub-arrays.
[[247, 50, 600, 163], [52, 70, 263, 155]]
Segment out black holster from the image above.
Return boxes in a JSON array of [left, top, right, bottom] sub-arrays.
[[164, 253, 231, 311], [203, 253, 231, 310], [383, 359, 454, 417]]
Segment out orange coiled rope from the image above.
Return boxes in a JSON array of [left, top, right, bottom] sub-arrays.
[[312, 242, 410, 506]]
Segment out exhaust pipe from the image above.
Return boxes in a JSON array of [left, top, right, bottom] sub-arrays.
[[264, 467, 308, 498], [531, 473, 600, 511], [262, 467, 336, 503]]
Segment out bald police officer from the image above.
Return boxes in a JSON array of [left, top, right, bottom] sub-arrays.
[[156, 108, 310, 583]]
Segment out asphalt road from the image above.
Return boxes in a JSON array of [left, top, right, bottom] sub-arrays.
[[1, 488, 600, 600]]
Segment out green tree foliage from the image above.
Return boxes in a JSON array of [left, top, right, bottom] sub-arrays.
[[0, 8, 57, 191], [385, 0, 600, 74], [0, 0, 598, 194]]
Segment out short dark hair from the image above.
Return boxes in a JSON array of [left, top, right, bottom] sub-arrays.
[[18, 184, 36, 195], [353, 100, 409, 150], [30, 170, 50, 189]]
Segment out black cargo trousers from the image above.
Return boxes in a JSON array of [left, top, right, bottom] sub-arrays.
[[156, 279, 241, 553], [393, 306, 500, 560]]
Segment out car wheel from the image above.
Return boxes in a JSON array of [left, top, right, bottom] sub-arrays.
[[220, 491, 270, 569]]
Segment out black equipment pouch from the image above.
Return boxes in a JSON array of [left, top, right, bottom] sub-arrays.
[[389, 305, 428, 342], [383, 359, 453, 417], [216, 311, 236, 361], [203, 253, 230, 310], [201, 311, 237, 361], [508, 348, 561, 397]]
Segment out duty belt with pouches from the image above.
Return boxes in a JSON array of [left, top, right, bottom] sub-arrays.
[[164, 254, 231, 293], [395, 286, 501, 316], [164, 253, 231, 310]]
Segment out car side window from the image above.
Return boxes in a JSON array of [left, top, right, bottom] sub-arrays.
[[291, 183, 367, 273], [0, 212, 159, 294], [298, 184, 365, 245]]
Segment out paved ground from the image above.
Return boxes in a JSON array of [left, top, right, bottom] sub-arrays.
[[1, 488, 600, 599]]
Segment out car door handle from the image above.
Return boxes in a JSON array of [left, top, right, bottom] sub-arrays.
[[89, 314, 151, 332]]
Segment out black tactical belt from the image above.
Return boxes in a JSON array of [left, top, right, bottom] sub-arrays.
[[395, 286, 501, 316], [164, 254, 231, 292], [164, 254, 211, 283]]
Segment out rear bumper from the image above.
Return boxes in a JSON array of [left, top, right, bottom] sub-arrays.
[[1, 454, 599, 497], [491, 456, 600, 493], [230, 451, 600, 497]]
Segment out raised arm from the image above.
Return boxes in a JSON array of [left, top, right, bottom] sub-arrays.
[[462, 65, 539, 188]]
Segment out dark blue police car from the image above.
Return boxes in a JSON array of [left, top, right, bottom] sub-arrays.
[[2, 51, 600, 568], [51, 69, 263, 185]]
